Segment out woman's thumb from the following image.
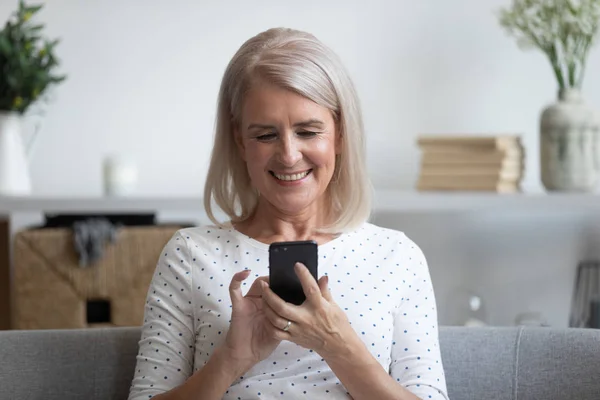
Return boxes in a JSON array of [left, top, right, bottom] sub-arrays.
[[229, 269, 251, 304]]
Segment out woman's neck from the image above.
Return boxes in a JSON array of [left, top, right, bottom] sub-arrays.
[[234, 198, 336, 245]]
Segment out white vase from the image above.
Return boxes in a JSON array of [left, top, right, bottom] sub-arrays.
[[540, 89, 600, 192], [0, 111, 32, 196]]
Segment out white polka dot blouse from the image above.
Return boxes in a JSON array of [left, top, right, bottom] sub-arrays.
[[128, 223, 449, 399]]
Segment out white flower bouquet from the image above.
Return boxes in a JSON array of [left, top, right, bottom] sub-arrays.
[[499, 0, 600, 90]]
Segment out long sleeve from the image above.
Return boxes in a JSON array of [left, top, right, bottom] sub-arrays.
[[128, 231, 195, 400], [389, 234, 449, 400]]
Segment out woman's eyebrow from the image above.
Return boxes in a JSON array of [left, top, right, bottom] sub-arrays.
[[294, 119, 325, 128], [247, 119, 325, 131], [247, 123, 276, 131]]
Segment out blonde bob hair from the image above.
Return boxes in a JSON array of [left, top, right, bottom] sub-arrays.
[[204, 27, 372, 233]]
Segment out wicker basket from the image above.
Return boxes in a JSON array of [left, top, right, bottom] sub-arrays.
[[12, 225, 183, 330]]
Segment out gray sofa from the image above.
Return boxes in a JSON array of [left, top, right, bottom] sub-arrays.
[[1, 326, 599, 400]]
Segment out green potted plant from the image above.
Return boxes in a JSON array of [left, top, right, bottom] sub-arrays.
[[498, 0, 600, 192], [0, 0, 66, 195]]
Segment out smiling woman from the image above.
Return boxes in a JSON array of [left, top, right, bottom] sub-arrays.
[[234, 82, 340, 222], [128, 27, 449, 400], [203, 28, 371, 235]]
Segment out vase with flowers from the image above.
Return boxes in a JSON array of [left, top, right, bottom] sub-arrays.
[[499, 0, 600, 191], [0, 1, 66, 195]]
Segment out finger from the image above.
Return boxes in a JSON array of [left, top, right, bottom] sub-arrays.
[[246, 275, 269, 298], [253, 275, 269, 284], [261, 281, 296, 320], [229, 270, 251, 304], [269, 322, 292, 342], [318, 275, 332, 302], [262, 299, 292, 331], [294, 263, 322, 305]]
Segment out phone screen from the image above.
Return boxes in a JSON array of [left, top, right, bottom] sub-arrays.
[[268, 240, 318, 305]]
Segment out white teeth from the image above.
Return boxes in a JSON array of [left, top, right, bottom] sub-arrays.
[[273, 171, 310, 181]]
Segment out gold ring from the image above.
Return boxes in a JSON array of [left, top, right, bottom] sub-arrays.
[[282, 320, 291, 332]]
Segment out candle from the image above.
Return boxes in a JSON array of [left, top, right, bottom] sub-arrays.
[[103, 155, 138, 196]]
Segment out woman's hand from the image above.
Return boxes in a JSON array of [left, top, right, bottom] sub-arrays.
[[221, 270, 281, 372], [261, 263, 361, 360]]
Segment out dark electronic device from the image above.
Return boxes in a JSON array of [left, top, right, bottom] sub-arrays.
[[268, 240, 318, 305]]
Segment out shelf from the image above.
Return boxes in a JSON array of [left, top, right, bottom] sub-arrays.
[[0, 196, 204, 214], [0, 190, 598, 215], [373, 190, 600, 213]]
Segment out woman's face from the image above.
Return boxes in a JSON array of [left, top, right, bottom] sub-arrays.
[[236, 81, 340, 216]]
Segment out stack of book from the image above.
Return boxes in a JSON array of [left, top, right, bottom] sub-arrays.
[[416, 135, 524, 193]]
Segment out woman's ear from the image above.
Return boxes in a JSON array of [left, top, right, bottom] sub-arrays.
[[234, 124, 247, 162]]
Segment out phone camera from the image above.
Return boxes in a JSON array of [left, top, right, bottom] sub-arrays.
[[283, 247, 287, 251]]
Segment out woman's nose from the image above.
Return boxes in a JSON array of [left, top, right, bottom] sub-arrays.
[[278, 135, 302, 166]]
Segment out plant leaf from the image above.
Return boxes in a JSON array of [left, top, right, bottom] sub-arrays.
[[0, 0, 66, 113]]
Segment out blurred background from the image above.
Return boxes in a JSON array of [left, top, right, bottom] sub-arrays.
[[2, 0, 600, 331]]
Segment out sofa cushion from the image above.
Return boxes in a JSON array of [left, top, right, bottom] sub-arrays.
[[440, 326, 519, 400], [0, 327, 139, 399], [516, 327, 600, 399]]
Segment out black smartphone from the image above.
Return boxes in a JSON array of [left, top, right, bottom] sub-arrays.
[[268, 240, 318, 305]]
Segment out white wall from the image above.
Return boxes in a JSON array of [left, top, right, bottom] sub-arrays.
[[7, 0, 600, 195], [3, 0, 600, 327]]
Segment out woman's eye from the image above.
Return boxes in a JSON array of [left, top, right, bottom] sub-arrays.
[[256, 133, 277, 141], [298, 131, 318, 137]]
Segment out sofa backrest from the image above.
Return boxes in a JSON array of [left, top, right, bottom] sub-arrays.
[[1, 326, 599, 400], [440, 326, 600, 399]]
